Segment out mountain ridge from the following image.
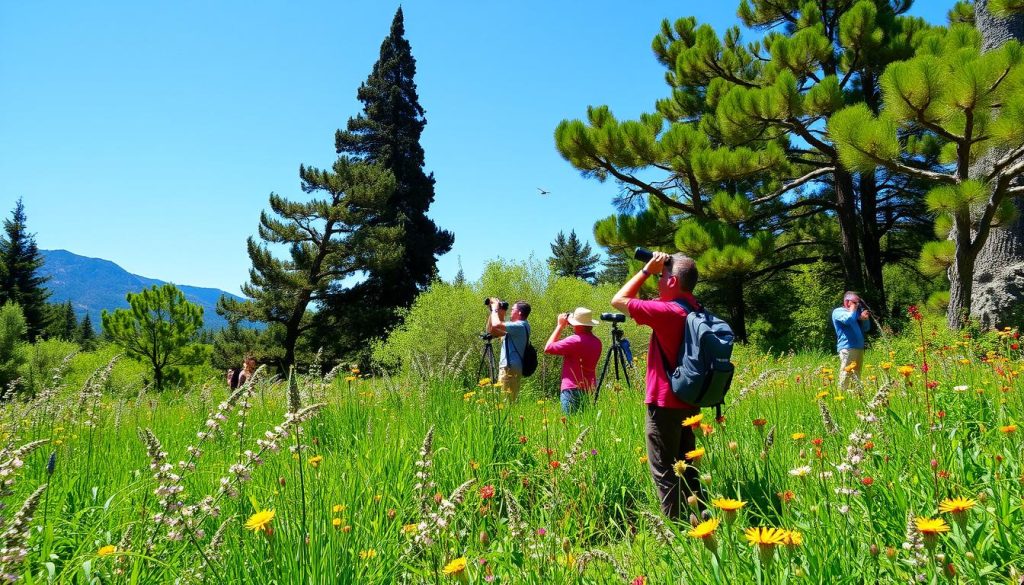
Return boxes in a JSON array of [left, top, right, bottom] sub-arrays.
[[39, 249, 244, 330]]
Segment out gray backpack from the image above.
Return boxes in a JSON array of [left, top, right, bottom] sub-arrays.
[[654, 300, 735, 417]]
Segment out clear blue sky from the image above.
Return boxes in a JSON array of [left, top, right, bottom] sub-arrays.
[[0, 1, 948, 295]]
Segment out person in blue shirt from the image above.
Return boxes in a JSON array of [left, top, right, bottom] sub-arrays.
[[486, 298, 531, 402], [832, 291, 871, 391]]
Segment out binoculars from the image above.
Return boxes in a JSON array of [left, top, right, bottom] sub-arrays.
[[600, 313, 626, 323], [483, 297, 510, 311], [634, 247, 672, 266]]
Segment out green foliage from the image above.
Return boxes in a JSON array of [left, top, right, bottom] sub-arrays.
[[222, 158, 399, 370], [745, 262, 843, 354], [18, 338, 78, 393], [374, 258, 643, 393], [78, 313, 96, 350], [101, 284, 204, 390], [990, 0, 1024, 16], [0, 199, 50, 341], [547, 230, 600, 281], [43, 301, 77, 342], [329, 7, 454, 359], [0, 302, 27, 394], [948, 1, 975, 25]]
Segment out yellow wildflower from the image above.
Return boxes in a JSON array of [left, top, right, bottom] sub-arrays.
[[98, 545, 117, 557], [442, 556, 468, 576], [245, 509, 275, 533]]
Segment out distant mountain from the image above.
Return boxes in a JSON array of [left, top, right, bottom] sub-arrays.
[[39, 249, 244, 331]]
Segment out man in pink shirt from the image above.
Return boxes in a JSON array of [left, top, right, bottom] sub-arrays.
[[611, 250, 702, 519], [543, 307, 603, 414]]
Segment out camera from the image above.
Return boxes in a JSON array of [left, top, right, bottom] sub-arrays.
[[483, 297, 509, 311], [634, 247, 673, 266], [600, 312, 626, 323]]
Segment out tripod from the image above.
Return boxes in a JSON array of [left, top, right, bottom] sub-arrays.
[[476, 333, 498, 383], [595, 321, 632, 402]]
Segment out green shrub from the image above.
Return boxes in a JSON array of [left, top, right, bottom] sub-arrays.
[[0, 302, 28, 395]]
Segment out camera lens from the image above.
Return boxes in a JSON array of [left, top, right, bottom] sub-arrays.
[[600, 312, 626, 323]]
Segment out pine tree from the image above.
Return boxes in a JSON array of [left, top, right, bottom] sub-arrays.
[[596, 248, 631, 285], [830, 19, 1024, 327], [220, 158, 399, 370], [0, 199, 50, 341], [548, 230, 600, 281], [329, 7, 454, 356], [78, 313, 96, 350], [555, 0, 935, 336], [101, 284, 203, 389]]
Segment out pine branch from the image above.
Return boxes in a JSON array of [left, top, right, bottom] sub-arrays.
[[753, 166, 835, 203]]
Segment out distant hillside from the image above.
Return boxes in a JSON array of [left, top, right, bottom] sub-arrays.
[[39, 249, 244, 330]]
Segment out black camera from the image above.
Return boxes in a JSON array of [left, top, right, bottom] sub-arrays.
[[634, 247, 673, 266], [483, 297, 509, 311], [600, 312, 626, 323]]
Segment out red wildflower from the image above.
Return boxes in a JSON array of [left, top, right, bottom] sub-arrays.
[[863, 441, 874, 450], [811, 438, 823, 446], [550, 460, 561, 469], [861, 476, 874, 486], [936, 410, 945, 418], [519, 436, 528, 444], [752, 418, 767, 427], [479, 485, 495, 500], [927, 381, 939, 390]]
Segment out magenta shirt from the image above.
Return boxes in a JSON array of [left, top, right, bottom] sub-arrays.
[[545, 331, 602, 391], [627, 293, 700, 409]]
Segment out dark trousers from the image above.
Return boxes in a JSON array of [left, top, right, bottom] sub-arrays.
[[645, 404, 702, 519]]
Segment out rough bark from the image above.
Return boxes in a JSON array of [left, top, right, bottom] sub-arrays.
[[834, 168, 867, 292], [970, 0, 1024, 328]]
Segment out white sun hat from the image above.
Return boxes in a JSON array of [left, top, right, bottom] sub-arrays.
[[567, 307, 601, 327]]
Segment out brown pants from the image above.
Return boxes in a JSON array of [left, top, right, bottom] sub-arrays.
[[645, 404, 702, 519], [498, 366, 521, 403], [839, 348, 864, 392]]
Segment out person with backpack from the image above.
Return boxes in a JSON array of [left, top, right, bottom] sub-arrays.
[[611, 250, 704, 519], [485, 298, 532, 402], [227, 355, 257, 390], [543, 307, 602, 415]]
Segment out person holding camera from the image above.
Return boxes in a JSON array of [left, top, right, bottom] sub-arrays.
[[611, 250, 702, 519], [543, 307, 602, 415], [832, 291, 871, 391], [485, 298, 531, 402]]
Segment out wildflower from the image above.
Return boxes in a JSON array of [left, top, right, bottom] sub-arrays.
[[687, 517, 720, 539], [789, 465, 811, 477], [811, 437, 823, 446], [479, 485, 495, 500], [897, 365, 914, 377], [442, 556, 468, 577], [844, 361, 858, 373], [746, 526, 786, 564], [98, 545, 117, 557], [684, 447, 705, 461], [815, 391, 828, 400], [938, 497, 976, 515], [782, 530, 803, 547], [914, 517, 949, 549], [308, 455, 323, 468], [682, 413, 703, 428], [861, 476, 874, 486], [332, 504, 346, 513], [777, 490, 795, 503], [953, 385, 969, 392], [478, 378, 491, 387], [245, 509, 275, 533], [631, 577, 647, 585], [700, 423, 715, 436], [881, 362, 892, 370], [712, 498, 746, 512], [550, 460, 561, 469], [752, 418, 767, 427], [791, 432, 806, 440], [1000, 424, 1017, 434], [359, 549, 377, 560], [403, 523, 418, 534], [672, 460, 689, 478], [332, 518, 342, 528], [638, 456, 647, 464]]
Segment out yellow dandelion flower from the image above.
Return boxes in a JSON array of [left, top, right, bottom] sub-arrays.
[[938, 497, 977, 514], [332, 504, 346, 513], [308, 455, 323, 468], [843, 361, 858, 373], [815, 391, 828, 400], [684, 447, 705, 461], [442, 556, 468, 576], [403, 523, 419, 534], [672, 460, 689, 478], [1000, 424, 1017, 434], [687, 518, 720, 539], [881, 362, 892, 370], [463, 391, 476, 401], [97, 545, 117, 557], [959, 359, 971, 365], [478, 378, 491, 387], [834, 395, 845, 401], [712, 498, 746, 512], [898, 366, 914, 377], [245, 509, 275, 533], [639, 455, 649, 464], [345, 376, 357, 382], [914, 517, 950, 535], [358, 549, 377, 560], [682, 413, 704, 428], [745, 526, 787, 546], [782, 530, 803, 547], [791, 432, 806, 440], [332, 518, 342, 528]]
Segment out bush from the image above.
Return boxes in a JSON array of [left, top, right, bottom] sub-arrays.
[[0, 302, 28, 396], [374, 258, 647, 396], [18, 338, 79, 394]]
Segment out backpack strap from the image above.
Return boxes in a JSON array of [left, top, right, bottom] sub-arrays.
[[506, 322, 528, 360]]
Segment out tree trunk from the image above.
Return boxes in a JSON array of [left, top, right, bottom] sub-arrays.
[[858, 171, 887, 312], [948, 227, 976, 329], [834, 168, 866, 291], [971, 0, 1024, 328], [730, 278, 747, 343]]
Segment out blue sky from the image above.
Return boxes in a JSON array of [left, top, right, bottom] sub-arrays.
[[1, 1, 948, 295]]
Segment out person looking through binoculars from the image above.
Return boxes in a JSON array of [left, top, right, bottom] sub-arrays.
[[832, 291, 871, 392], [611, 249, 704, 519], [543, 307, 603, 415], [485, 297, 531, 402]]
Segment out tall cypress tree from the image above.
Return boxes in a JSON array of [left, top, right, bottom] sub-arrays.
[[0, 198, 50, 341], [330, 7, 454, 355]]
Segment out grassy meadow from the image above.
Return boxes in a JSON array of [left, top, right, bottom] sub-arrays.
[[0, 321, 1022, 584]]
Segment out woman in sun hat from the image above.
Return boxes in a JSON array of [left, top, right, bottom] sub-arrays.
[[544, 307, 603, 414]]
